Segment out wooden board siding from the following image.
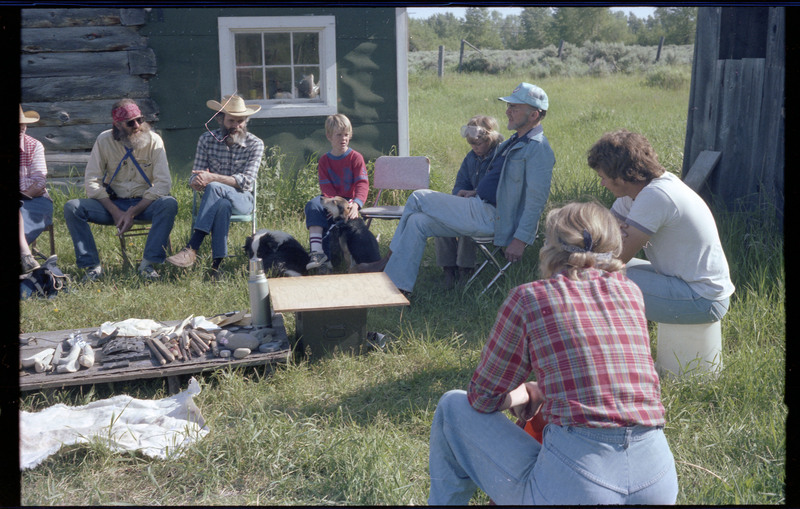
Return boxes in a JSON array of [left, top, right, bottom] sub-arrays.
[[21, 7, 156, 186], [682, 7, 784, 225]]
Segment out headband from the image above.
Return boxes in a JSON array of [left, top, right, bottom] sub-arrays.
[[112, 103, 142, 124], [559, 229, 614, 262]]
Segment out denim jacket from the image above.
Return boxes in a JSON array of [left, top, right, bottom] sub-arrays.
[[493, 125, 555, 246]]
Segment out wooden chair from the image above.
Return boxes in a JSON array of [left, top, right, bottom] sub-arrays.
[[463, 236, 513, 295], [360, 156, 431, 229], [119, 220, 172, 268], [30, 223, 56, 261]]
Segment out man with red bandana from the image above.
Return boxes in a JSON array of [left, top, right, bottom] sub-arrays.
[[63, 98, 177, 281]]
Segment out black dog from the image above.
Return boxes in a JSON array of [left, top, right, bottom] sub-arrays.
[[321, 196, 381, 270], [244, 229, 310, 277]]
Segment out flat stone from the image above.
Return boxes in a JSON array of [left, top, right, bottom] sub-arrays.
[[224, 332, 259, 351], [233, 347, 251, 359]]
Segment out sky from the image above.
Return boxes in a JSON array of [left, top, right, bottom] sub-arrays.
[[406, 6, 658, 20]]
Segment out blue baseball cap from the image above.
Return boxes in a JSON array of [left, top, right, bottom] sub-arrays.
[[499, 82, 549, 111]]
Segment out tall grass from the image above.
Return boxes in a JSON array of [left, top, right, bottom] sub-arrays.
[[20, 72, 785, 505]]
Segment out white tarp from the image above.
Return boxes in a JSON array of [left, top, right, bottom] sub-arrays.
[[20, 377, 209, 470]]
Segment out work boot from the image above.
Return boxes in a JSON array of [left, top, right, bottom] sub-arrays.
[[442, 266, 458, 289], [21, 254, 40, 274], [166, 247, 197, 268]]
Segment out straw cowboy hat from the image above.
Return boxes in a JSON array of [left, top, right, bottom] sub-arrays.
[[206, 95, 261, 116], [20, 105, 40, 124]]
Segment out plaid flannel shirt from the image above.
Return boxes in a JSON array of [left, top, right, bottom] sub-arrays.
[[468, 268, 666, 428], [20, 134, 49, 199], [191, 129, 264, 193]]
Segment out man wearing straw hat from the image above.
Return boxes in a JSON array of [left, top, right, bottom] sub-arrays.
[[166, 94, 264, 276], [19, 105, 52, 274], [63, 98, 177, 281]]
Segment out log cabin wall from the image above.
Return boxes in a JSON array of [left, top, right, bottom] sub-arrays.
[[21, 8, 157, 186]]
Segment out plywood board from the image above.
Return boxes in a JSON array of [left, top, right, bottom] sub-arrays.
[[268, 272, 409, 313]]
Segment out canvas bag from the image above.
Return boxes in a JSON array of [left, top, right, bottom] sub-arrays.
[[20, 255, 69, 299]]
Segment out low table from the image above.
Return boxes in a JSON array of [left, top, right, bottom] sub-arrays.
[[19, 314, 291, 394], [268, 272, 409, 357]]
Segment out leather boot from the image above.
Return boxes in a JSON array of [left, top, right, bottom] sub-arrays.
[[442, 266, 458, 289]]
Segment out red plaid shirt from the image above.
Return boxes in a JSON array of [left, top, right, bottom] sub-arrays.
[[20, 133, 49, 199], [468, 268, 665, 428]]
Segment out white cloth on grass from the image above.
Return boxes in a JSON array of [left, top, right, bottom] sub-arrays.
[[20, 377, 209, 470]]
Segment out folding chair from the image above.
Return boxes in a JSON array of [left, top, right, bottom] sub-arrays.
[[191, 183, 257, 243], [360, 156, 430, 229], [119, 220, 172, 268], [463, 236, 513, 295], [30, 223, 56, 261]]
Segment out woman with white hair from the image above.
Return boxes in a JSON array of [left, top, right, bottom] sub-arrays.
[[428, 201, 678, 505]]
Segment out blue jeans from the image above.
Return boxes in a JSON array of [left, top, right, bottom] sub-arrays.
[[385, 190, 496, 292], [63, 196, 177, 268], [428, 390, 678, 505], [625, 258, 730, 324], [20, 196, 53, 245], [193, 181, 254, 259]]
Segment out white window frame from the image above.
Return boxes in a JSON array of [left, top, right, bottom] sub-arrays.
[[218, 16, 337, 119]]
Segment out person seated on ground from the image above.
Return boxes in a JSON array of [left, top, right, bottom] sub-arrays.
[[587, 129, 735, 324], [19, 105, 52, 274], [354, 83, 555, 295], [303, 113, 369, 273], [434, 115, 504, 289], [167, 95, 265, 277], [427, 201, 679, 505], [63, 99, 177, 281]]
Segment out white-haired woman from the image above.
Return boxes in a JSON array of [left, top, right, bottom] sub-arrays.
[[428, 201, 678, 505], [434, 115, 504, 288]]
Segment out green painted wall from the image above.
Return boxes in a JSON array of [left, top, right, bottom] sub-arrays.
[[141, 7, 400, 177]]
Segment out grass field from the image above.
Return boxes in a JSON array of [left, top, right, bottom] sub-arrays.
[[19, 72, 785, 505]]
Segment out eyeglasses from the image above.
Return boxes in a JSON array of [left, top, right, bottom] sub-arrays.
[[461, 125, 489, 139], [205, 92, 238, 143], [126, 117, 144, 127]]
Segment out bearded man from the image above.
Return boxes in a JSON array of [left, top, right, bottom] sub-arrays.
[[166, 95, 264, 276], [64, 98, 177, 281]]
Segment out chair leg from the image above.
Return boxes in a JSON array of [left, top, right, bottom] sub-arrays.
[[480, 260, 512, 295], [119, 234, 132, 268]]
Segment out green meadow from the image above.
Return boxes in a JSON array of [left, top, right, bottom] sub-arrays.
[[20, 71, 785, 505]]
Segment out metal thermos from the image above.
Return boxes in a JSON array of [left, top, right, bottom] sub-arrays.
[[248, 257, 272, 327]]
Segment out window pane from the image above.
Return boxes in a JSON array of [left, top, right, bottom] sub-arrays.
[[235, 33, 262, 66], [296, 67, 321, 98], [263, 33, 291, 65], [266, 68, 293, 99], [237, 68, 264, 100], [293, 32, 319, 65]]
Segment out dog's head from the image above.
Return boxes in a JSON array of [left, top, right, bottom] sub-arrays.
[[245, 229, 294, 258], [321, 196, 354, 222]]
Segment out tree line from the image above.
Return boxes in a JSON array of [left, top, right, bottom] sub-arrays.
[[409, 7, 697, 52]]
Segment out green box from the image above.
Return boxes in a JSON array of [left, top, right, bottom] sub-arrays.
[[295, 308, 368, 358]]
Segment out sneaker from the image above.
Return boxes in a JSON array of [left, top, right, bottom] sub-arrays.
[[81, 265, 103, 282], [315, 261, 333, 275], [306, 251, 328, 270], [166, 247, 197, 268], [139, 264, 160, 280], [21, 254, 40, 274]]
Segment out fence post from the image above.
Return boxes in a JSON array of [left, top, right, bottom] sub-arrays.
[[656, 36, 665, 62], [458, 39, 465, 73], [438, 45, 445, 78], [557, 39, 565, 59]]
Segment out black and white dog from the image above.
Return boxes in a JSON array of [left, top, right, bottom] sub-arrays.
[[244, 229, 310, 277], [321, 196, 381, 270]]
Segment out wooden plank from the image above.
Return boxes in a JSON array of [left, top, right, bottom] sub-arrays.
[[22, 8, 124, 28], [22, 51, 131, 78], [22, 75, 150, 102], [269, 273, 409, 313], [128, 48, 157, 75], [26, 125, 109, 153], [45, 152, 92, 179], [21, 99, 160, 127], [22, 26, 147, 53], [683, 151, 721, 192], [19, 314, 291, 392]]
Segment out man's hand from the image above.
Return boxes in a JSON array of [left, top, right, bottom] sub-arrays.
[[115, 209, 137, 235], [457, 190, 477, 198], [191, 169, 214, 191], [503, 238, 527, 263]]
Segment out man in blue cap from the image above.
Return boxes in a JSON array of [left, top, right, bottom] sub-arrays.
[[354, 82, 555, 295]]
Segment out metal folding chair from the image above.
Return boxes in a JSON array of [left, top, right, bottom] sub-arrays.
[[360, 155, 430, 229], [192, 182, 258, 237], [463, 236, 513, 295]]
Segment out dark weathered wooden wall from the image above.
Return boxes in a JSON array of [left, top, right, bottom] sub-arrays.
[[683, 6, 784, 225], [20, 8, 157, 181]]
